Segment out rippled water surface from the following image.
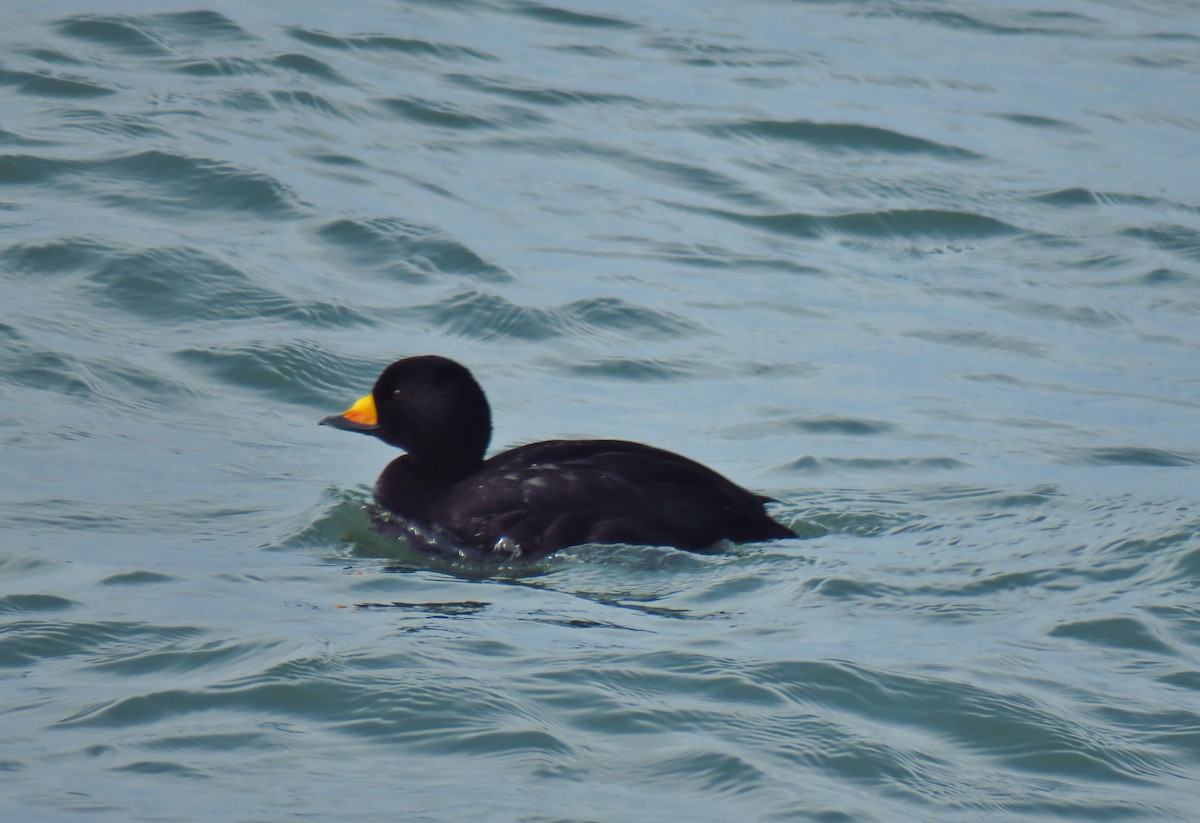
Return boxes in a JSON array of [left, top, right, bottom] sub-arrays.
[[3, 1, 1199, 820]]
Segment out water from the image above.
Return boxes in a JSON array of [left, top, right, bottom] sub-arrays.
[[2, 0, 1199, 819]]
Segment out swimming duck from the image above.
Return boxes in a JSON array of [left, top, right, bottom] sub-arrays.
[[321, 355, 793, 558]]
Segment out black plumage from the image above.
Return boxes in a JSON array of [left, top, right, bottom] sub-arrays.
[[321, 355, 793, 559]]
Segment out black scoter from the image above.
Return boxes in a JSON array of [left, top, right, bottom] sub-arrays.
[[321, 355, 793, 559]]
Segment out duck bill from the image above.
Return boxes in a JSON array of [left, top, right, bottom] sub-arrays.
[[320, 393, 381, 435]]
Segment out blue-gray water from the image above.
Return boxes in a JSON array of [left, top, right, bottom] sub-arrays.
[[2, 1, 1199, 820]]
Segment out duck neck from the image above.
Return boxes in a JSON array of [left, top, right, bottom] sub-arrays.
[[408, 449, 483, 484], [375, 452, 479, 514]]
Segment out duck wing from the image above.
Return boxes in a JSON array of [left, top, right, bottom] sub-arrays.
[[433, 439, 792, 557]]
